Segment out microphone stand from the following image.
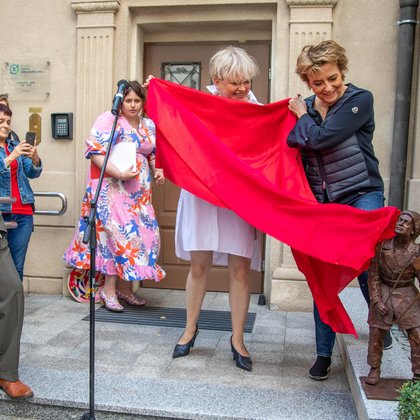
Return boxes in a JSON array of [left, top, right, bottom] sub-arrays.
[[80, 111, 120, 420]]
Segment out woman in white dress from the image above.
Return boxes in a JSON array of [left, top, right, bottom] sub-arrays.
[[172, 46, 261, 371]]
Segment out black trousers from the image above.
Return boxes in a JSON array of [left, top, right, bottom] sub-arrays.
[[0, 230, 24, 382]]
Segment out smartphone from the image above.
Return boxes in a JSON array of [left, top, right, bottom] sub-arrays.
[[25, 131, 36, 146]]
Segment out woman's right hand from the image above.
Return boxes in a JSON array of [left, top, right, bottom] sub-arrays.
[[118, 166, 140, 181], [288, 94, 308, 119], [5, 142, 32, 166], [90, 154, 139, 180], [142, 75, 155, 88]]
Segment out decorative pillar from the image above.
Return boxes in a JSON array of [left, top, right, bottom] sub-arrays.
[[71, 0, 120, 218], [268, 0, 338, 311], [287, 0, 338, 97]]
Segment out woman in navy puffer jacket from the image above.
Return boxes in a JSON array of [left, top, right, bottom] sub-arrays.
[[287, 40, 390, 382]]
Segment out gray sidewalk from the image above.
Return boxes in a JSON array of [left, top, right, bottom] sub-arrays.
[[2, 286, 410, 420], [0, 289, 358, 419]]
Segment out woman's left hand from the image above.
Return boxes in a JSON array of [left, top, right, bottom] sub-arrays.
[[154, 168, 165, 185], [26, 143, 41, 167]]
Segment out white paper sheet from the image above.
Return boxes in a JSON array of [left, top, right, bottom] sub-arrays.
[[108, 142, 136, 173]]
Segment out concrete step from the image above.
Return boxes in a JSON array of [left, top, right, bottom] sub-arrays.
[[0, 292, 358, 419], [1, 368, 356, 419]]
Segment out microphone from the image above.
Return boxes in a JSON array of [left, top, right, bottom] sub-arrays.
[[111, 80, 129, 115]]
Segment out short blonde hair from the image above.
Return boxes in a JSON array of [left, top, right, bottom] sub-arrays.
[[209, 46, 259, 82], [295, 40, 348, 85]]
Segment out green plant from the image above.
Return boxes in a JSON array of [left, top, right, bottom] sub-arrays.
[[397, 379, 420, 420]]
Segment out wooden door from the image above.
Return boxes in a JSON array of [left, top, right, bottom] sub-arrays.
[[141, 41, 270, 292]]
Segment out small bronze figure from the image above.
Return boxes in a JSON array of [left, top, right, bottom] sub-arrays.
[[365, 210, 420, 385]]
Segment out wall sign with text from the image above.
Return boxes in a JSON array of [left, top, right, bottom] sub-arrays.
[[1, 60, 50, 100]]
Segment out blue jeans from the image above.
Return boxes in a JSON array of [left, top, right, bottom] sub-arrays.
[[314, 191, 384, 357], [2, 214, 34, 281]]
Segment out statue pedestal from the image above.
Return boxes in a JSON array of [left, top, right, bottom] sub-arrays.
[[360, 377, 406, 401]]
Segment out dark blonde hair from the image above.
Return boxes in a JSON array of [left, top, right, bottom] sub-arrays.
[[295, 40, 348, 85]]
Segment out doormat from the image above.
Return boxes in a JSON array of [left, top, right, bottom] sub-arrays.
[[83, 305, 256, 333], [360, 376, 406, 401]]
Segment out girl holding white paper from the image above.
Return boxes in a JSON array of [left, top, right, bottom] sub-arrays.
[[64, 81, 165, 312]]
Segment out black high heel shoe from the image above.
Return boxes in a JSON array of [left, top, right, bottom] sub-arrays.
[[230, 336, 252, 372], [172, 325, 199, 359]]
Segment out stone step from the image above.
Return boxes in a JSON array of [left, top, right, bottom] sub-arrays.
[[0, 292, 359, 419], [1, 370, 356, 419]]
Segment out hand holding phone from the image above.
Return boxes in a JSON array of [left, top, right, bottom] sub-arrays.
[[25, 131, 36, 146]]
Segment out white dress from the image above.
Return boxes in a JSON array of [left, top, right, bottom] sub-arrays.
[[175, 87, 262, 271]]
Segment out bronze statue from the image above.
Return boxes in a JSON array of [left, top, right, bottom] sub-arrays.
[[365, 210, 420, 385]]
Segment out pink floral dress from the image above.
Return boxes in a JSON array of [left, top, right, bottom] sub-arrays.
[[64, 111, 165, 282]]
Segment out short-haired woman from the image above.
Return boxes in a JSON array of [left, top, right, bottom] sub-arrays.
[[287, 40, 391, 380], [172, 46, 262, 372]]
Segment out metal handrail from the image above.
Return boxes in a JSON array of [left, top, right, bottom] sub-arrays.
[[0, 197, 17, 229], [34, 192, 67, 216], [0, 196, 16, 204]]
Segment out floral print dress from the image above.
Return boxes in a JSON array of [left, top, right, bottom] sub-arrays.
[[64, 111, 165, 282]]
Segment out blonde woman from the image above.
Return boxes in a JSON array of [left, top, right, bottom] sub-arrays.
[[172, 46, 262, 372], [287, 40, 391, 380]]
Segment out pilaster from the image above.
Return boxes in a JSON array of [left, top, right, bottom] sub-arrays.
[[287, 0, 337, 97], [71, 0, 120, 219], [269, 0, 338, 310]]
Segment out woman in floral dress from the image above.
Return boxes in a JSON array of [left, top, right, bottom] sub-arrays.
[[64, 81, 165, 311]]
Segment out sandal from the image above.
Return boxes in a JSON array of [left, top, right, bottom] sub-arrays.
[[116, 289, 146, 306], [99, 289, 124, 312]]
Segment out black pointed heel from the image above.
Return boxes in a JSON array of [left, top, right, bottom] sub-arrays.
[[172, 325, 199, 359], [230, 336, 252, 372]]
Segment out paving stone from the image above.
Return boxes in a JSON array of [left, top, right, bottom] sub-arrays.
[[0, 290, 366, 419]]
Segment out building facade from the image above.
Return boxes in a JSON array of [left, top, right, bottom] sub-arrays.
[[1, 0, 419, 310]]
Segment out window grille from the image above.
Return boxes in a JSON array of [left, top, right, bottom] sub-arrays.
[[161, 62, 200, 89]]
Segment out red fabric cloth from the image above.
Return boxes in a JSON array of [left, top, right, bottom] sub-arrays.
[[146, 79, 399, 336], [90, 162, 110, 179], [5, 146, 33, 215]]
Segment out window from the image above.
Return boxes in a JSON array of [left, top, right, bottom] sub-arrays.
[[161, 63, 201, 89]]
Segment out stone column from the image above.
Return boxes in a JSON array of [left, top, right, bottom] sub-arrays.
[[268, 0, 338, 311], [70, 0, 120, 219], [287, 0, 338, 96]]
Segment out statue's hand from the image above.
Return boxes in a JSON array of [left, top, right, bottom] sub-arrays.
[[374, 301, 388, 317]]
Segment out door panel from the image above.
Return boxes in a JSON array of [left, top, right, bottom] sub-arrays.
[[142, 41, 270, 292]]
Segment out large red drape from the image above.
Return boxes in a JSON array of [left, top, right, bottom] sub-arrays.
[[146, 79, 399, 336]]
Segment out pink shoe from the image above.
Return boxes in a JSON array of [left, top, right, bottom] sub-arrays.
[[99, 289, 124, 312], [116, 289, 146, 306]]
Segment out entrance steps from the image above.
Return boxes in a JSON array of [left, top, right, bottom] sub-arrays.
[[1, 288, 401, 419]]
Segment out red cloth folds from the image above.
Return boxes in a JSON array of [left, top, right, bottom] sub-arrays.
[[146, 79, 399, 336]]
